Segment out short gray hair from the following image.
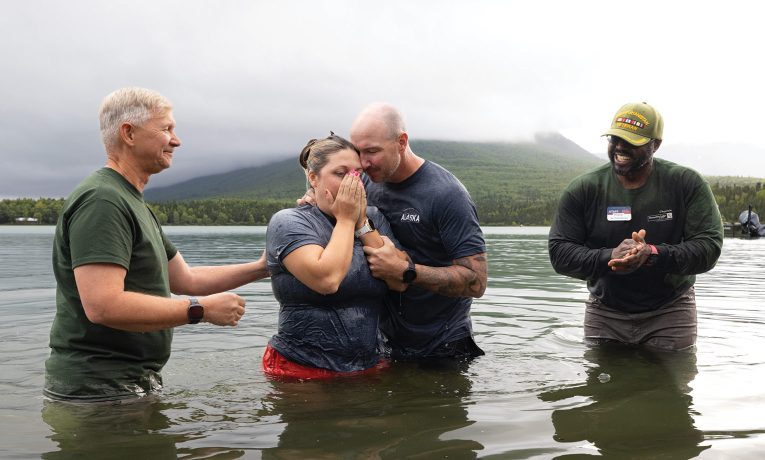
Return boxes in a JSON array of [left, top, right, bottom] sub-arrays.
[[99, 87, 173, 148]]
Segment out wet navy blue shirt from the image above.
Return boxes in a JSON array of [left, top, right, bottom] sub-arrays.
[[364, 161, 486, 358], [266, 205, 396, 372]]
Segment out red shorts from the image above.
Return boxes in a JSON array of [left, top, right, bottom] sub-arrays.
[[261, 344, 389, 380]]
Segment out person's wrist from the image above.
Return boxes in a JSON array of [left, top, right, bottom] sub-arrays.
[[187, 297, 204, 324], [354, 217, 375, 238], [356, 212, 367, 229], [644, 244, 659, 267], [402, 259, 417, 283], [336, 215, 356, 226]]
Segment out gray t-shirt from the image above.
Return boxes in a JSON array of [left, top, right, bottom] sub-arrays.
[[364, 160, 486, 358], [266, 205, 396, 372]]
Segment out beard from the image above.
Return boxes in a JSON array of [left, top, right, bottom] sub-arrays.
[[611, 156, 651, 177], [609, 148, 653, 178]]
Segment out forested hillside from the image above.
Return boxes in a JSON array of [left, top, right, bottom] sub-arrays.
[[3, 137, 763, 226], [142, 135, 604, 225]]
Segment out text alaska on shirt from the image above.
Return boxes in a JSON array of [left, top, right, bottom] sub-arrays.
[[400, 208, 421, 223]]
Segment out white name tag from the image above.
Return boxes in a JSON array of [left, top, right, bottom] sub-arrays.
[[607, 206, 632, 221]]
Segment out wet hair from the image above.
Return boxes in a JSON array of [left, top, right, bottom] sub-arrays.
[[299, 132, 359, 173], [99, 87, 173, 149]]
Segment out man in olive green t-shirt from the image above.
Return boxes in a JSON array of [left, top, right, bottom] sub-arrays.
[[548, 102, 723, 351], [45, 87, 269, 402]]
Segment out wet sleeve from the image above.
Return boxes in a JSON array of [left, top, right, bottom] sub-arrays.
[[654, 173, 723, 274], [548, 184, 612, 281], [266, 209, 324, 272], [437, 186, 486, 260]]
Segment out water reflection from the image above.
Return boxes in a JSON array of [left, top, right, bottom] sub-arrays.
[[42, 398, 251, 459], [260, 363, 483, 459], [42, 399, 183, 459], [539, 346, 710, 459]]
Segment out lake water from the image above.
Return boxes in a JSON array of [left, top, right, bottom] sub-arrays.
[[1, 225, 764, 459]]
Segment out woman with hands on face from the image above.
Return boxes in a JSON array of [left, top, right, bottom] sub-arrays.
[[262, 133, 400, 379]]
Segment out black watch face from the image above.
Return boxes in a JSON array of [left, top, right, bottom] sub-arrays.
[[403, 268, 417, 283], [188, 304, 204, 323], [368, 218, 376, 231]]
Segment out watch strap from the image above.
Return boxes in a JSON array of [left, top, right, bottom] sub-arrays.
[[354, 219, 374, 238], [402, 260, 417, 283]]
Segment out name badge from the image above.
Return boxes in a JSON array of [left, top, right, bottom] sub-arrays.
[[607, 206, 632, 221]]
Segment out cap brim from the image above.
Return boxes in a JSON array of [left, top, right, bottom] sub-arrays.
[[601, 128, 651, 147]]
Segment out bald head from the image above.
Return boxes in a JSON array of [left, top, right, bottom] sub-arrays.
[[350, 103, 420, 184], [351, 103, 406, 141]]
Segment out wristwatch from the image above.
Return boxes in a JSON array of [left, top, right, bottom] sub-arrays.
[[187, 297, 204, 324], [402, 260, 417, 283], [354, 218, 376, 238]]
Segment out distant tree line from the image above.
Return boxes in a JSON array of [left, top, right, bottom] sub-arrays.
[[2, 181, 764, 227], [0, 198, 64, 224], [147, 199, 293, 225], [709, 181, 765, 223], [472, 193, 560, 226], [0, 198, 292, 226]]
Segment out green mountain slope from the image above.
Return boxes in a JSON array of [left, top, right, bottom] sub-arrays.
[[145, 134, 605, 220], [6, 135, 763, 226], [145, 157, 305, 202]]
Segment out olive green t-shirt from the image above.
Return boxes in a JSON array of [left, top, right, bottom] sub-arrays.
[[45, 168, 178, 401]]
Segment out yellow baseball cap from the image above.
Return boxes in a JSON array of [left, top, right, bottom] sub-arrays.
[[602, 102, 663, 146]]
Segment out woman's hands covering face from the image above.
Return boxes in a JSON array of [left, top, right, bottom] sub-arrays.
[[328, 171, 363, 223]]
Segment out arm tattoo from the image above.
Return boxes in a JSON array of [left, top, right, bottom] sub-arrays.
[[415, 253, 488, 298]]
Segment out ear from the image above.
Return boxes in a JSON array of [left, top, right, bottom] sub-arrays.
[[652, 139, 662, 152], [307, 170, 318, 189], [119, 122, 136, 147], [398, 132, 408, 153]]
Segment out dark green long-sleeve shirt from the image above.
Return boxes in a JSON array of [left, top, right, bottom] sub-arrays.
[[548, 158, 723, 313]]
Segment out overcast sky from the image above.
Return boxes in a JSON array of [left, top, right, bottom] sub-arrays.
[[2, 0, 764, 198]]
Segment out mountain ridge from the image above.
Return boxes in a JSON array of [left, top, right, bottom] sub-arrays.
[[144, 133, 605, 204]]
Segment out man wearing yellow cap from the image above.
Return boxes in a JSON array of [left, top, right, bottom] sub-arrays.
[[548, 102, 723, 351]]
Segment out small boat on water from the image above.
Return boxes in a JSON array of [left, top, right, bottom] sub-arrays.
[[738, 206, 765, 237]]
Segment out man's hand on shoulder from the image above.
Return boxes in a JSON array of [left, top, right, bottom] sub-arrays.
[[296, 188, 316, 206]]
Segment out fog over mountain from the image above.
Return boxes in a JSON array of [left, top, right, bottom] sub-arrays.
[[656, 144, 765, 178], [2, 1, 764, 198]]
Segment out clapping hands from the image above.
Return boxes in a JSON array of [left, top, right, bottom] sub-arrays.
[[608, 229, 652, 273]]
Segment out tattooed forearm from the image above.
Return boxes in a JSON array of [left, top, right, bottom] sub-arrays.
[[415, 253, 488, 298]]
